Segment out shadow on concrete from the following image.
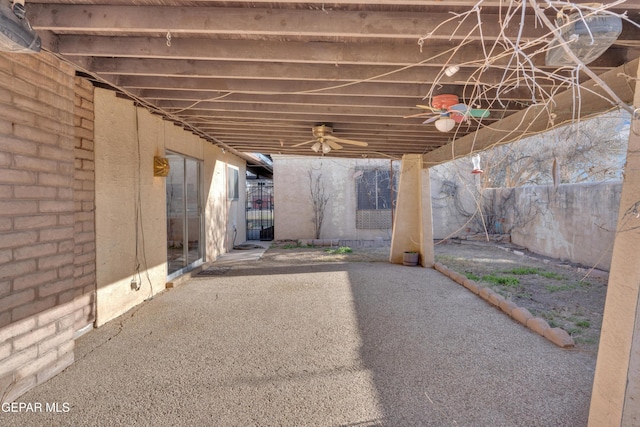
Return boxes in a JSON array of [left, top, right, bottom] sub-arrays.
[[5, 255, 595, 426], [196, 262, 353, 278]]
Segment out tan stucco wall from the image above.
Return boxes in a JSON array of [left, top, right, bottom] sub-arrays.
[[429, 173, 477, 240], [94, 88, 245, 325], [430, 178, 621, 271], [203, 143, 246, 254], [273, 155, 395, 241], [511, 183, 620, 271]]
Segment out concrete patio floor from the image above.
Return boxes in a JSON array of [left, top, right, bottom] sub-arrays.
[[4, 250, 596, 426]]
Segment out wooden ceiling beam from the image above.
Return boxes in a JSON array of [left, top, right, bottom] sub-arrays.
[[30, 0, 638, 160], [139, 91, 536, 113], [56, 35, 627, 69], [191, 119, 445, 132], [206, 128, 447, 141], [30, 5, 578, 42], [119, 76, 553, 102], [152, 93, 434, 109], [90, 58, 551, 85], [27, 0, 640, 10], [157, 99, 518, 115], [90, 58, 596, 89]]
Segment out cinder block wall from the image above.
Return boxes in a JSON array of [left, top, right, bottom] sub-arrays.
[[0, 53, 96, 402]]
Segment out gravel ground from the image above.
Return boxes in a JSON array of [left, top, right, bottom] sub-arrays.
[[3, 245, 597, 426]]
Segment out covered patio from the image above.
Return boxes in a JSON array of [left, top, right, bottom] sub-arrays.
[[0, 2, 639, 425], [5, 249, 595, 426]]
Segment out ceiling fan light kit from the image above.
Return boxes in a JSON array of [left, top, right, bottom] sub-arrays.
[[435, 117, 456, 132], [291, 124, 368, 154]]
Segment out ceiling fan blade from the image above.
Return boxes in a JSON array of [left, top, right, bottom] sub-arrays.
[[324, 135, 368, 147], [404, 111, 437, 119], [449, 103, 470, 113], [416, 104, 438, 111], [291, 139, 316, 147], [451, 112, 467, 123], [423, 116, 439, 124], [323, 139, 343, 150], [469, 109, 491, 118]]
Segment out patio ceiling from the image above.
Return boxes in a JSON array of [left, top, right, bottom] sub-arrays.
[[27, 0, 640, 162]]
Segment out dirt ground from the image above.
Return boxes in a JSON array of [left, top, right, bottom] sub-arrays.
[[266, 240, 607, 357]]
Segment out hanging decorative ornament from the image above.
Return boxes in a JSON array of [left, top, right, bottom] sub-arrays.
[[471, 154, 483, 174]]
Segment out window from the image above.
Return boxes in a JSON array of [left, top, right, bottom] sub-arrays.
[[228, 166, 239, 200], [355, 167, 398, 229]]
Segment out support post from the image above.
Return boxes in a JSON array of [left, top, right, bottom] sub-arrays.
[[588, 60, 640, 426], [389, 154, 434, 267]]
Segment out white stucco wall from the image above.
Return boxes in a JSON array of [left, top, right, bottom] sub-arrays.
[[94, 88, 245, 325], [273, 155, 396, 241]]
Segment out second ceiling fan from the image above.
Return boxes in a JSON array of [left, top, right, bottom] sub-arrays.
[[406, 94, 490, 132], [292, 124, 369, 154]]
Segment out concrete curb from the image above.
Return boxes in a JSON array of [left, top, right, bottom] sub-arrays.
[[433, 263, 575, 349]]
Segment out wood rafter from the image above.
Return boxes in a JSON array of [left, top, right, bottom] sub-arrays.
[[27, 0, 640, 160]]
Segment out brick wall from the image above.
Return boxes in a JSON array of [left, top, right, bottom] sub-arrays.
[[73, 77, 96, 333], [0, 53, 96, 402]]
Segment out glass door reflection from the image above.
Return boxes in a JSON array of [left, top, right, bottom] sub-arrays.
[[166, 153, 203, 278]]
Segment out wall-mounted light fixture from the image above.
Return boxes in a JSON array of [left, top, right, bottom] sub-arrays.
[[154, 156, 170, 177]]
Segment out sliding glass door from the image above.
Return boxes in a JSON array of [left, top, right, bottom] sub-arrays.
[[166, 153, 203, 279]]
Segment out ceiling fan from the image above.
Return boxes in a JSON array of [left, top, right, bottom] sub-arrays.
[[292, 124, 368, 154], [406, 94, 490, 132]]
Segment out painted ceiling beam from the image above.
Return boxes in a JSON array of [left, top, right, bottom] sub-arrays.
[[54, 35, 626, 69], [89, 58, 592, 87], [142, 92, 527, 113], [30, 5, 589, 42], [27, 0, 640, 9], [117, 75, 566, 102]]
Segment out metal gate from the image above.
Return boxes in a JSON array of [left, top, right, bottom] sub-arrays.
[[246, 180, 274, 241]]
